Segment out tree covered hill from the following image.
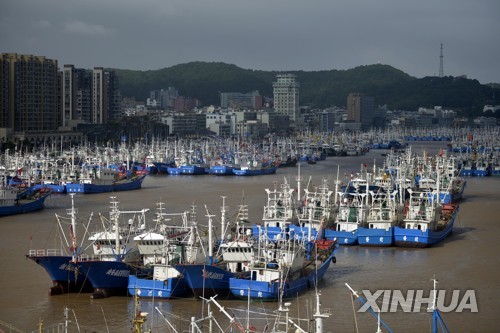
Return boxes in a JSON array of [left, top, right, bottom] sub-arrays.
[[113, 62, 498, 114]]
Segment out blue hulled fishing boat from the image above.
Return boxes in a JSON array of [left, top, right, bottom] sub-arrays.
[[128, 206, 209, 299], [65, 170, 146, 194], [394, 190, 459, 247], [357, 189, 400, 247], [26, 194, 94, 295], [229, 238, 338, 301], [0, 185, 51, 217], [70, 198, 151, 298]]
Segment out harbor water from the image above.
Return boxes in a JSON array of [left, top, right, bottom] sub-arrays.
[[0, 142, 498, 332]]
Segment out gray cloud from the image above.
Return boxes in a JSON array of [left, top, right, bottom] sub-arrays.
[[1, 0, 499, 83]]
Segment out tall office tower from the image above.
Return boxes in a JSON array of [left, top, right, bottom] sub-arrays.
[[273, 74, 300, 125], [0, 53, 60, 131], [347, 92, 375, 130]]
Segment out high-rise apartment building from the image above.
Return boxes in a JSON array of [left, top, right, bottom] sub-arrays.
[[63, 65, 93, 127], [0, 53, 60, 132], [273, 74, 300, 125], [347, 92, 375, 130], [92, 67, 121, 124]]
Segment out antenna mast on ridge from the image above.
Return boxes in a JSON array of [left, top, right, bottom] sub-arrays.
[[439, 43, 444, 78]]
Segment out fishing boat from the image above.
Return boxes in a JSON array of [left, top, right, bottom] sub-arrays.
[[324, 191, 368, 245], [26, 194, 94, 295], [394, 189, 459, 247], [228, 237, 338, 301], [0, 185, 51, 217], [174, 201, 253, 299], [251, 179, 296, 241], [357, 189, 400, 247], [128, 205, 209, 299], [232, 160, 278, 176], [65, 169, 146, 194], [208, 164, 235, 175], [291, 178, 335, 241], [33, 180, 67, 193], [70, 198, 151, 298]]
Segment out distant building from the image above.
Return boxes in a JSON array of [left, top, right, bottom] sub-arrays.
[[92, 67, 121, 124], [347, 93, 375, 130], [174, 96, 200, 112], [0, 53, 60, 132], [220, 91, 262, 109], [258, 111, 290, 135], [161, 112, 206, 136], [149, 87, 179, 109], [273, 74, 300, 126], [63, 65, 120, 128], [62, 65, 93, 127]]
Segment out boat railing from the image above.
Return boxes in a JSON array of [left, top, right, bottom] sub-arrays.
[[27, 249, 66, 257]]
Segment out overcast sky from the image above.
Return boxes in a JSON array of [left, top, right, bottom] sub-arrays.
[[1, 0, 499, 83]]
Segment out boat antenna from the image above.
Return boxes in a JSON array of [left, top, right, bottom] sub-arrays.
[[345, 283, 393, 333], [429, 277, 451, 333]]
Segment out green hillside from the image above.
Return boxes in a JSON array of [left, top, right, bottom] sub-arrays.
[[112, 62, 499, 114]]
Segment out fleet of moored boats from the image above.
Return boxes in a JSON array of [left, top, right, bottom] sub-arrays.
[[5, 127, 500, 331]]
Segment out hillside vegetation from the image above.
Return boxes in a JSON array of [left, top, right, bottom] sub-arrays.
[[113, 62, 499, 114]]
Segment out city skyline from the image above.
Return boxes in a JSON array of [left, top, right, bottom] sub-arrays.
[[1, 0, 499, 84]]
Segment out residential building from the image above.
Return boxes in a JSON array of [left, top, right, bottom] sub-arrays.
[[347, 93, 375, 130], [0, 53, 60, 132], [62, 65, 93, 127]]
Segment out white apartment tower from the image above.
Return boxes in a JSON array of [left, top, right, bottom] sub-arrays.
[[273, 74, 300, 125]]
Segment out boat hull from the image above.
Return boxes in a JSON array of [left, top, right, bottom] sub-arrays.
[[174, 264, 246, 299], [73, 260, 151, 298], [26, 254, 93, 295], [33, 183, 67, 193], [232, 167, 277, 176], [357, 227, 394, 246], [394, 210, 458, 248], [0, 188, 50, 217], [324, 229, 358, 245], [208, 165, 234, 175], [65, 175, 146, 194], [229, 245, 337, 301], [128, 274, 191, 299]]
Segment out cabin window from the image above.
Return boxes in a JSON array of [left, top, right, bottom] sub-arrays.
[[417, 224, 422, 230], [370, 224, 374, 229]]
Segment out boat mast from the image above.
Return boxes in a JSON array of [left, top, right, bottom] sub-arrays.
[[296, 163, 302, 203], [220, 196, 227, 241], [69, 193, 78, 263], [205, 205, 214, 265]]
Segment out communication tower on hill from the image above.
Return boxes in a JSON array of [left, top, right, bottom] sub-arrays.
[[439, 43, 444, 78]]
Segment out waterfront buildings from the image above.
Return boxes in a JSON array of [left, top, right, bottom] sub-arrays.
[[1, 53, 120, 145]]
